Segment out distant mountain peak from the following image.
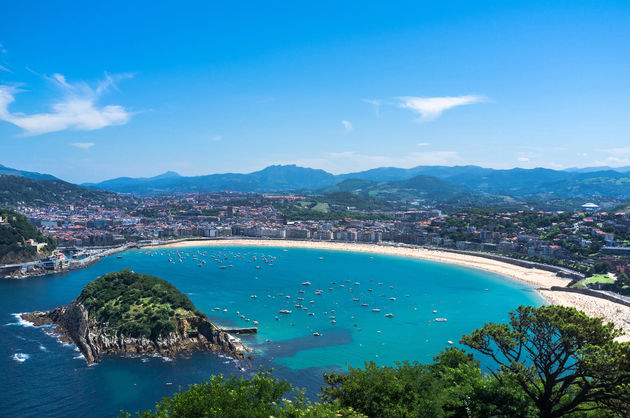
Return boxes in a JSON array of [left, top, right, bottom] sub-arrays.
[[152, 171, 181, 180]]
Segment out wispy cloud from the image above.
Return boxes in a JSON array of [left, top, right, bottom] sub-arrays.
[[416, 142, 431, 147], [71, 142, 95, 150], [0, 72, 133, 136], [397, 95, 486, 121], [342, 120, 353, 132], [0, 65, 10, 73], [361, 98, 382, 116]]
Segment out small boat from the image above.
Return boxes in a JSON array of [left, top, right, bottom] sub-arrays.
[[302, 281, 311, 286], [253, 321, 259, 325], [352, 298, 360, 302], [330, 320, 336, 324], [279, 310, 292, 314], [256, 266, 262, 269], [361, 303, 369, 307], [448, 340, 454, 345], [313, 332, 321, 336], [385, 313, 394, 318], [117, 255, 123, 259], [433, 310, 438, 314], [435, 318, 448, 322], [308, 312, 315, 316], [250, 295, 257, 299], [319, 257, 324, 260], [354, 282, 360, 285], [219, 266, 227, 269], [389, 297, 396, 301], [372, 308, 381, 312], [223, 309, 228, 313]]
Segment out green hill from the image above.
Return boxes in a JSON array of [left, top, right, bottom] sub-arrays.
[[0, 208, 56, 264], [322, 175, 484, 204], [78, 270, 207, 339], [0, 175, 133, 207]]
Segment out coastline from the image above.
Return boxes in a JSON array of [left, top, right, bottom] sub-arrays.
[[147, 238, 630, 340]]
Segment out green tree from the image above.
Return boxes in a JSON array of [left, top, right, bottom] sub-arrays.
[[460, 305, 630, 417], [321, 348, 525, 417], [123, 370, 362, 417]]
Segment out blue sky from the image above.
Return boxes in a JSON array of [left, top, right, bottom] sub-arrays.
[[1, 1, 629, 183]]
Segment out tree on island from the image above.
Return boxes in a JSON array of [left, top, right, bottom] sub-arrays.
[[460, 305, 630, 417]]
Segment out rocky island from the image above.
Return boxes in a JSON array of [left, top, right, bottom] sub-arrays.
[[21, 269, 249, 364]]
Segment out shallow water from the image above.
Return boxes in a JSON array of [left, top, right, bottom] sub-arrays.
[[1, 245, 543, 416]]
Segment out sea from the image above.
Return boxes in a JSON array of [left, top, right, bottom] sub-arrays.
[[1, 245, 544, 417]]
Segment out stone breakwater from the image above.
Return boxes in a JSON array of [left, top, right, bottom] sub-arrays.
[[21, 301, 249, 364]]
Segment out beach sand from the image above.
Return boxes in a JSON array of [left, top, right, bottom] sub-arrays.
[[149, 239, 630, 340]]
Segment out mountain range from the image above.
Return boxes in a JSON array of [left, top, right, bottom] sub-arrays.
[[3, 163, 630, 204], [78, 164, 630, 200]]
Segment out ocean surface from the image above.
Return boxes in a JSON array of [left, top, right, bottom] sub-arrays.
[[1, 245, 544, 417]]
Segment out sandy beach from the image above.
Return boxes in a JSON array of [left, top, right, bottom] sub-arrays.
[[149, 239, 630, 340]]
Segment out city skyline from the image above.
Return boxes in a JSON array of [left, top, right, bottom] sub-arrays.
[[1, 1, 630, 182]]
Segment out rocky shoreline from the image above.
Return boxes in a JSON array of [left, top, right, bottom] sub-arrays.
[[21, 300, 249, 364]]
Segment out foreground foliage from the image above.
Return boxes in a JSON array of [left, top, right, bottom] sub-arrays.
[[127, 305, 630, 417], [461, 305, 630, 417], [124, 370, 362, 418], [79, 270, 206, 338]]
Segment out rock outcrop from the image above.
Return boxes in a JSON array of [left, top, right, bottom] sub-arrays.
[[22, 301, 248, 364]]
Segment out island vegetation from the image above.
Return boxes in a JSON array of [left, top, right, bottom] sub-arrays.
[[78, 269, 207, 339], [127, 305, 630, 417], [22, 270, 247, 364]]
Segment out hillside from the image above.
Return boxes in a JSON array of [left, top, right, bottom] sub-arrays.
[[0, 208, 56, 264], [22, 270, 248, 364], [321, 175, 482, 205], [0, 175, 133, 207], [0, 164, 59, 181]]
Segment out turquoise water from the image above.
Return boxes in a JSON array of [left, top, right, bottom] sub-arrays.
[[1, 245, 543, 416]]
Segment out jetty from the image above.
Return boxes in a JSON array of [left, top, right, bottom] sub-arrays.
[[216, 326, 258, 334]]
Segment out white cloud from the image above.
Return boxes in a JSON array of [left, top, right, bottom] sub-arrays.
[[0, 65, 10, 73], [416, 142, 431, 147], [342, 120, 353, 132], [71, 142, 95, 150], [606, 146, 630, 155], [517, 157, 530, 162], [0, 72, 133, 136], [397, 95, 486, 121]]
